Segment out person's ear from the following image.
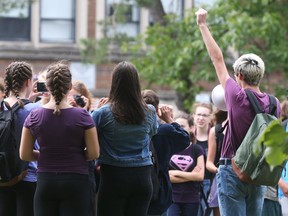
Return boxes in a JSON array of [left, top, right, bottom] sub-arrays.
[[238, 73, 244, 81], [25, 79, 31, 87]]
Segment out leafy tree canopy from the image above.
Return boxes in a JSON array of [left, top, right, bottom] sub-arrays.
[[0, 0, 31, 14], [81, 0, 288, 111]]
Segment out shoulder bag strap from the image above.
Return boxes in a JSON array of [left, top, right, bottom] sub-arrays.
[[268, 95, 277, 117], [244, 89, 263, 114]]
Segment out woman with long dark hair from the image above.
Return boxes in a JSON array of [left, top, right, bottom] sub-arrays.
[[92, 61, 158, 216]]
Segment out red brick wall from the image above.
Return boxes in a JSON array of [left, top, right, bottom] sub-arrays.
[[87, 0, 96, 38]]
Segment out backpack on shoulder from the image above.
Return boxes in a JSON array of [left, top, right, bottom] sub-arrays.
[[231, 89, 285, 186], [0, 100, 30, 187], [215, 121, 227, 166], [150, 140, 161, 201]]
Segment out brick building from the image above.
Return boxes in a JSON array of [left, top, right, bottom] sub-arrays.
[[0, 0, 214, 106]]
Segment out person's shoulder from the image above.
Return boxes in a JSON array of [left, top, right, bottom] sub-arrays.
[[157, 123, 174, 132], [24, 101, 41, 110], [95, 104, 110, 112], [145, 104, 156, 115], [69, 107, 91, 115], [92, 104, 111, 119], [147, 104, 156, 111], [193, 143, 204, 152]]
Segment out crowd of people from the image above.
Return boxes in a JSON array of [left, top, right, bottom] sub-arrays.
[[0, 8, 287, 216]]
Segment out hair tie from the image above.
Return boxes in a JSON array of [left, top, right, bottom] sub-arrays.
[[248, 59, 258, 66]]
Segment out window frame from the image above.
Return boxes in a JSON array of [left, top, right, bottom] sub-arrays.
[[0, 3, 31, 41], [104, 0, 140, 38], [39, 0, 76, 43]]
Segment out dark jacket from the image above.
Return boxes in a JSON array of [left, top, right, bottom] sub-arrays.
[[148, 122, 190, 215]]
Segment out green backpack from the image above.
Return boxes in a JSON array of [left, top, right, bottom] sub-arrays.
[[231, 89, 285, 186]]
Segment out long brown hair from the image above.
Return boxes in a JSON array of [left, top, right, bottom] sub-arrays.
[[109, 61, 147, 124]]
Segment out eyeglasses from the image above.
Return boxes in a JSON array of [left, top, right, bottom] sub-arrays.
[[195, 113, 210, 118]]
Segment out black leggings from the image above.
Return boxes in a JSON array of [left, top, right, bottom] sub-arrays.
[[0, 181, 36, 216], [34, 173, 90, 216], [97, 164, 153, 216]]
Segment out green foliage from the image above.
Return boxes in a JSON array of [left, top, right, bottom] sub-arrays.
[[122, 10, 218, 111], [135, 0, 154, 8], [0, 0, 33, 14], [254, 120, 288, 167], [81, 0, 288, 110]]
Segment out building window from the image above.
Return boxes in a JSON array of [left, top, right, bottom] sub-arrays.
[[0, 2, 31, 41], [149, 0, 184, 25], [105, 0, 140, 38], [194, 0, 216, 7], [162, 0, 184, 17], [40, 0, 75, 43]]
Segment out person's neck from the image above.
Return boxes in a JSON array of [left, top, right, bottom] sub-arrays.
[[4, 93, 27, 105], [242, 84, 261, 94], [44, 97, 72, 109], [196, 126, 209, 141], [8, 92, 27, 99]]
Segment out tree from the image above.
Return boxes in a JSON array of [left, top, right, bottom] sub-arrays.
[[0, 0, 33, 13], [81, 0, 288, 112]]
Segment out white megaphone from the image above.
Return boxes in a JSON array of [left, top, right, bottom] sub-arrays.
[[211, 84, 227, 111]]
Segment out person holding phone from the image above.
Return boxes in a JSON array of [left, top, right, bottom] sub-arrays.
[[67, 80, 92, 111]]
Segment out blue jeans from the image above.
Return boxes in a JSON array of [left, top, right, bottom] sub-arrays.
[[216, 164, 265, 216], [261, 198, 282, 216], [168, 203, 199, 216]]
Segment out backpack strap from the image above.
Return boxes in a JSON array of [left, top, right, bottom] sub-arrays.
[[3, 99, 31, 112], [245, 89, 277, 117], [150, 140, 159, 175], [215, 121, 228, 165], [268, 95, 277, 117], [244, 89, 263, 114]]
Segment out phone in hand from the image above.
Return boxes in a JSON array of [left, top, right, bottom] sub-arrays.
[[73, 95, 85, 107], [37, 82, 48, 92]]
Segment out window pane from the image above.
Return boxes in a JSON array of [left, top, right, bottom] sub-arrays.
[[194, 0, 216, 7], [41, 20, 74, 42], [106, 23, 139, 38], [105, 0, 140, 38], [0, 17, 30, 41], [41, 0, 74, 19], [161, 0, 183, 17], [0, 2, 30, 41]]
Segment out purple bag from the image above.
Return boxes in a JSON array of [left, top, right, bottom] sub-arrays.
[[207, 177, 219, 208]]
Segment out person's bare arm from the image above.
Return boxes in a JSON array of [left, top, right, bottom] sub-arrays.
[[279, 178, 288, 197], [20, 127, 39, 161], [206, 126, 218, 174], [84, 127, 100, 160], [196, 8, 230, 88], [169, 155, 205, 183]]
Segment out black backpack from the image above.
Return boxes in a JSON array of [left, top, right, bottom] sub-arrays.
[[214, 121, 227, 166], [150, 140, 161, 201], [0, 100, 30, 186]]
